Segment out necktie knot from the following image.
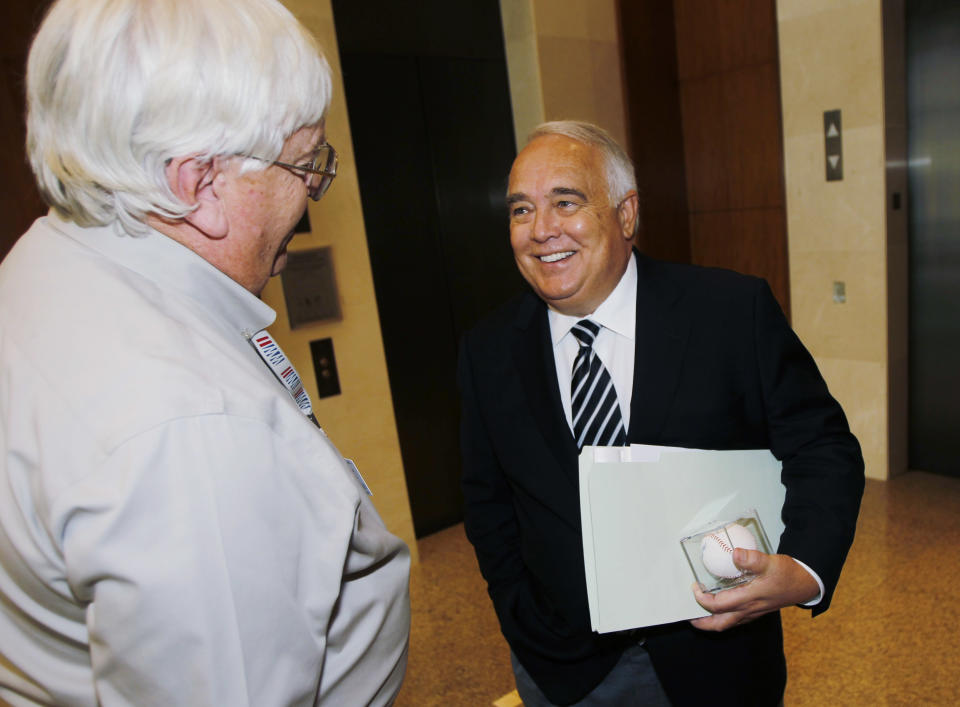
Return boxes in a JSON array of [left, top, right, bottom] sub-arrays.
[[571, 319, 601, 348]]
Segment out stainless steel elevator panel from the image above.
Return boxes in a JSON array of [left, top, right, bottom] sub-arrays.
[[907, 0, 960, 476]]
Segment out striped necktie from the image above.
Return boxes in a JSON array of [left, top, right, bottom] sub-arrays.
[[571, 319, 626, 450]]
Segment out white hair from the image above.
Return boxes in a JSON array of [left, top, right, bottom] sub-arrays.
[[528, 121, 637, 207], [26, 0, 332, 235]]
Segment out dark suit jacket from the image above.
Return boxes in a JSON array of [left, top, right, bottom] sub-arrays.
[[458, 252, 864, 706]]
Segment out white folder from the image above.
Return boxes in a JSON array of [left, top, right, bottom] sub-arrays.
[[579, 444, 786, 633]]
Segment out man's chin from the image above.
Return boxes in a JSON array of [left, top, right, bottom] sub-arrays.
[[536, 288, 581, 315], [535, 284, 598, 317], [523, 272, 579, 308]]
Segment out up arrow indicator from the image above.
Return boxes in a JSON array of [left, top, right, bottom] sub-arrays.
[[824, 109, 843, 181]]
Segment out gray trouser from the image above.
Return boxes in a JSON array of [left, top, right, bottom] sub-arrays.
[[510, 643, 672, 707]]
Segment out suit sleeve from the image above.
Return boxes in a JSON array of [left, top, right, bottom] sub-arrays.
[[752, 279, 865, 614], [457, 336, 528, 610], [457, 334, 619, 690]]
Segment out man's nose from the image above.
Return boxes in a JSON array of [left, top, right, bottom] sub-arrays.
[[531, 208, 558, 241]]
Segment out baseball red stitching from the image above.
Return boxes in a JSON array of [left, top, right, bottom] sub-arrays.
[[709, 533, 733, 553]]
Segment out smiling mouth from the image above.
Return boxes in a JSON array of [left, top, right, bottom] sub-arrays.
[[539, 251, 575, 263]]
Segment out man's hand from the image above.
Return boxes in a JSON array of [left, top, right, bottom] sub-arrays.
[[690, 548, 819, 632]]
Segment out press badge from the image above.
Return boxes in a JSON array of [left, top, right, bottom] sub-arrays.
[[248, 329, 314, 418], [345, 458, 372, 496]]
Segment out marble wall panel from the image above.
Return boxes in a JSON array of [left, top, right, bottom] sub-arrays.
[[778, 1, 884, 136], [782, 127, 886, 254], [789, 250, 886, 362], [777, 0, 893, 478]]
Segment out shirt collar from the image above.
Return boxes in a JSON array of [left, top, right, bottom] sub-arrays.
[[46, 210, 276, 338], [549, 254, 637, 345]]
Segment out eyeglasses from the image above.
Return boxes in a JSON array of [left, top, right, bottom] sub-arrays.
[[249, 142, 338, 201]]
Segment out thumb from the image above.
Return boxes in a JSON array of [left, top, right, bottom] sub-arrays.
[[732, 547, 766, 573]]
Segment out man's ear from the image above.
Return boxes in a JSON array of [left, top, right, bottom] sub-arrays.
[[164, 156, 229, 239], [617, 191, 640, 241]]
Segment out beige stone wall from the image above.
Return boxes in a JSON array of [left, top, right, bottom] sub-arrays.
[[776, 0, 900, 480], [266, 0, 418, 559], [501, 0, 629, 149]]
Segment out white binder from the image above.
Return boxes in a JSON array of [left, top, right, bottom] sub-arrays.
[[579, 444, 786, 633]]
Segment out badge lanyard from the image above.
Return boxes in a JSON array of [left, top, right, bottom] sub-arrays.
[[247, 330, 371, 495], [249, 330, 315, 419]]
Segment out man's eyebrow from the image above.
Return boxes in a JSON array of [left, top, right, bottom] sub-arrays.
[[506, 187, 587, 205], [551, 187, 587, 200]]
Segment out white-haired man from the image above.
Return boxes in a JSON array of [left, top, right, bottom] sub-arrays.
[[0, 1, 409, 704], [459, 121, 864, 705]]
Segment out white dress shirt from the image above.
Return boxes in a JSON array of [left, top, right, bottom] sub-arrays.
[[549, 256, 638, 432], [546, 255, 824, 604], [0, 213, 410, 706]]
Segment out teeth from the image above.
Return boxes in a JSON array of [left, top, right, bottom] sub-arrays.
[[540, 251, 574, 263]]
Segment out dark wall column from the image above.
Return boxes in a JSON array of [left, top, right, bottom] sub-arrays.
[[618, 0, 790, 316]]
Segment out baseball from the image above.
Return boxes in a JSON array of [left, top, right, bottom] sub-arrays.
[[700, 523, 758, 579]]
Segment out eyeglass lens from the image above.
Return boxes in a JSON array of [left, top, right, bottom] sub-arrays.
[[307, 145, 338, 200]]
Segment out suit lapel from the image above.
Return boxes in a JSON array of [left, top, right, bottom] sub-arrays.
[[507, 252, 692, 486], [511, 294, 580, 489], [628, 253, 690, 442]]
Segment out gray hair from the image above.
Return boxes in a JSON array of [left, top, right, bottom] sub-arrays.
[[527, 121, 638, 207], [26, 0, 332, 235]]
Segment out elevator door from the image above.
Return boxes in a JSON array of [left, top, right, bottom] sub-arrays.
[[907, 0, 960, 476], [332, 0, 524, 536]]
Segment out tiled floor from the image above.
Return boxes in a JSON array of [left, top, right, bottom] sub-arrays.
[[781, 470, 960, 705], [394, 471, 960, 705], [393, 519, 515, 707]]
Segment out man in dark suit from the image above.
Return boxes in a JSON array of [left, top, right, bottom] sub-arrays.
[[458, 121, 864, 706]]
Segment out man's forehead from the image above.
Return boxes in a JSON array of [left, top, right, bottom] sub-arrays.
[[508, 136, 604, 198]]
